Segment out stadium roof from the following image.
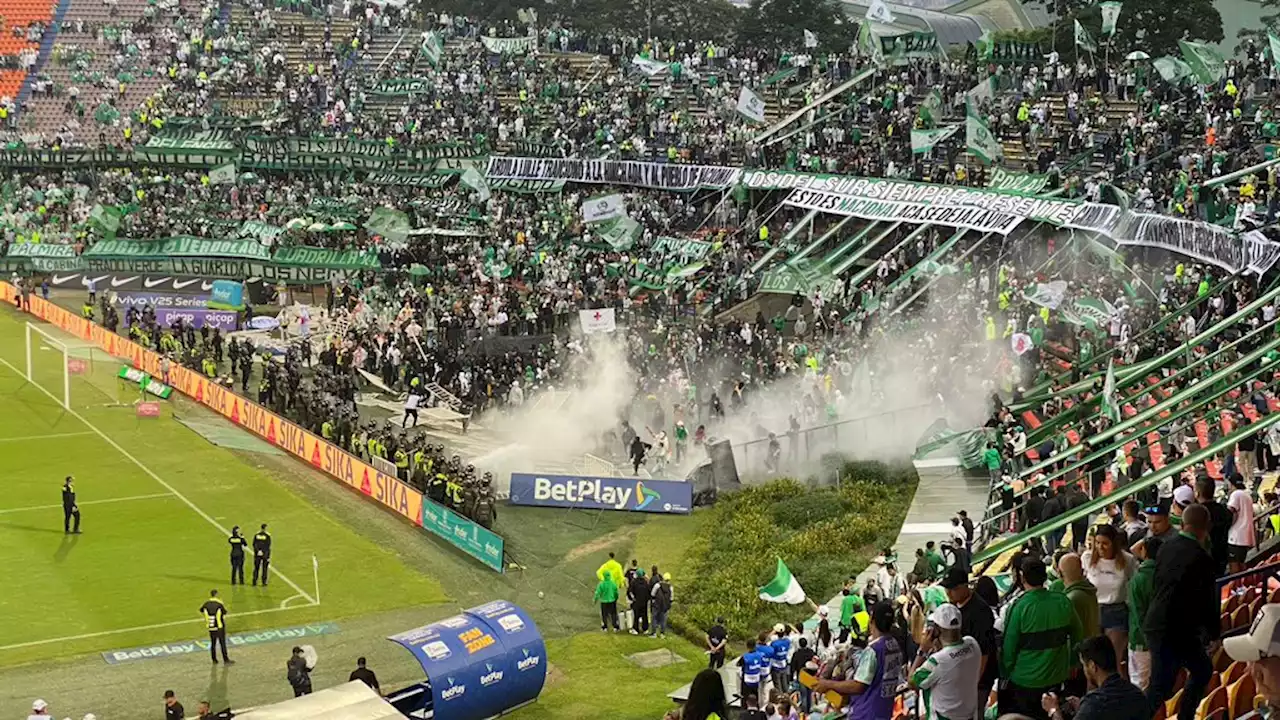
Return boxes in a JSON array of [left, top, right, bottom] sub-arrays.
[[841, 0, 1040, 44]]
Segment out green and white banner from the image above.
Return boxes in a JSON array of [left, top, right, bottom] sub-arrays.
[[239, 220, 283, 243], [1154, 56, 1193, 83], [593, 216, 641, 251], [1100, 2, 1122, 37], [1178, 39, 1226, 85], [582, 193, 626, 223], [1023, 280, 1068, 310], [487, 177, 565, 193], [460, 166, 491, 202], [650, 235, 714, 262], [485, 156, 741, 191], [84, 237, 272, 261], [910, 125, 959, 154], [2, 242, 80, 271], [273, 246, 380, 270], [736, 86, 767, 124], [421, 32, 443, 67], [208, 162, 237, 185], [480, 35, 537, 54], [987, 167, 1049, 194], [146, 134, 237, 152], [1074, 20, 1097, 52], [631, 55, 671, 77], [365, 170, 452, 188], [368, 78, 432, 96], [966, 77, 994, 112], [918, 89, 943, 125], [966, 113, 1002, 164], [879, 31, 939, 60], [1269, 32, 1280, 77]]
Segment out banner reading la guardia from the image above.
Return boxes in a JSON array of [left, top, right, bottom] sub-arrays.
[[508, 473, 692, 514]]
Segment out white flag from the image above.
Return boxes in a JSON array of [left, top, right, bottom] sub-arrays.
[[1074, 20, 1097, 52], [579, 308, 616, 334], [1011, 333, 1034, 356], [804, 29, 818, 48], [966, 113, 1002, 164], [911, 125, 959, 154], [582, 193, 626, 223], [208, 163, 237, 185], [759, 558, 807, 604], [1102, 360, 1121, 422], [866, 0, 895, 24], [1099, 2, 1122, 37], [460, 167, 490, 202], [736, 86, 767, 123]]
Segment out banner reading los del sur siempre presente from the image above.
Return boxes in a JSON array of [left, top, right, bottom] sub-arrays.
[[0, 284, 505, 573]]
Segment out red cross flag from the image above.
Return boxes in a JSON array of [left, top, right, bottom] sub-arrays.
[[579, 308, 617, 334]]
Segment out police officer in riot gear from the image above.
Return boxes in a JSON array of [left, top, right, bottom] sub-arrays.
[[228, 526, 247, 585], [252, 523, 272, 586]]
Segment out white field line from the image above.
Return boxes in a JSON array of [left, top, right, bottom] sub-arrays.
[[0, 602, 320, 652], [0, 355, 318, 606], [0, 492, 173, 515], [0, 431, 94, 443]]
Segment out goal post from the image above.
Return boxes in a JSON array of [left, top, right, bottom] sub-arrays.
[[24, 322, 126, 410]]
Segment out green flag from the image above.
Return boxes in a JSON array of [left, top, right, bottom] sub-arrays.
[[1267, 32, 1280, 77], [911, 125, 959, 154], [966, 113, 1001, 164], [918, 89, 943, 126], [1100, 2, 1122, 37], [1074, 20, 1097, 52], [758, 558, 807, 604], [975, 30, 994, 62], [1179, 39, 1226, 85], [421, 31, 443, 67], [1154, 56, 1193, 83], [1102, 360, 1121, 423]]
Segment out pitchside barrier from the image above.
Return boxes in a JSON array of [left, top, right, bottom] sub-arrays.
[[0, 283, 505, 573]]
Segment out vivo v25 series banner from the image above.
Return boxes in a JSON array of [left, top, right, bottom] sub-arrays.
[[507, 473, 692, 514]]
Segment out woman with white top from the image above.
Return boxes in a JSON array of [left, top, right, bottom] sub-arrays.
[[1081, 524, 1137, 673]]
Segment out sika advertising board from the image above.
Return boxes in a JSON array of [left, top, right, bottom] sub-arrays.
[[0, 284, 432, 540]]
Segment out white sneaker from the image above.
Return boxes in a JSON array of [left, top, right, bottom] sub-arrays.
[[629, 629, 638, 635]]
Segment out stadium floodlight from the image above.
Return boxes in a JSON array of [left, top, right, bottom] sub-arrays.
[[24, 322, 122, 410]]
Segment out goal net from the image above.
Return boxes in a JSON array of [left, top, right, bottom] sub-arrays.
[[24, 322, 130, 410]]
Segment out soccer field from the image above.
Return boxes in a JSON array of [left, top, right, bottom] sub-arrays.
[[0, 304, 447, 668]]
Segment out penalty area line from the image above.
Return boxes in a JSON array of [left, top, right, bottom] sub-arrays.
[[0, 602, 321, 652], [0, 354, 317, 606]]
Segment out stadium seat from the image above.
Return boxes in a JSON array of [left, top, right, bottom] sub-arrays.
[[1195, 684, 1226, 720], [1213, 646, 1232, 673], [1167, 688, 1184, 718], [1227, 673, 1257, 720], [1223, 661, 1248, 686]]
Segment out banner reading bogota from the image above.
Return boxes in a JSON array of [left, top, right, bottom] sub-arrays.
[[0, 284, 504, 573], [508, 473, 692, 514]]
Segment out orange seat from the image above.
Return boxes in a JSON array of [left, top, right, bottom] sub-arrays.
[[1223, 661, 1248, 686], [1213, 646, 1233, 673], [1167, 687, 1184, 718], [1195, 685, 1227, 720], [1228, 673, 1258, 720]]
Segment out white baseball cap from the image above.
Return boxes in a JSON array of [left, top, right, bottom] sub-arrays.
[[1173, 485, 1195, 507], [929, 603, 962, 630], [1225, 603, 1280, 661], [32, 700, 48, 712]]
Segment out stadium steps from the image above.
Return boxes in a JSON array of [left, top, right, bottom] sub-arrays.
[[746, 208, 819, 274], [853, 227, 976, 322], [831, 221, 921, 278], [888, 230, 995, 318], [786, 216, 857, 266]]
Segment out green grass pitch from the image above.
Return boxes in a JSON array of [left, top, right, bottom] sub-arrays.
[[0, 305, 447, 668]]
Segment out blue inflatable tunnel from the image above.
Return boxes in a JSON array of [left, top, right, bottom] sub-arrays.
[[386, 600, 547, 720]]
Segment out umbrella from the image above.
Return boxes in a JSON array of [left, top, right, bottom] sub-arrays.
[[330, 221, 358, 231], [284, 218, 308, 230], [1126, 50, 1150, 61]]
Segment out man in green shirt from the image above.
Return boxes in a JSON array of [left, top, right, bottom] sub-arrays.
[[983, 443, 1002, 486], [839, 582, 866, 641], [1126, 536, 1160, 690], [1001, 557, 1084, 718], [925, 542, 947, 580], [593, 574, 619, 632]]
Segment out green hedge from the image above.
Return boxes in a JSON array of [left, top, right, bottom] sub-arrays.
[[669, 461, 918, 643]]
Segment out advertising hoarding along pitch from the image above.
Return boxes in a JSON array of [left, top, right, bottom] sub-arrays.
[[508, 473, 692, 514], [0, 283, 516, 572]]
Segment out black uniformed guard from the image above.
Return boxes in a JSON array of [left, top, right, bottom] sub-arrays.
[[199, 590, 233, 664], [62, 476, 81, 534], [252, 523, 272, 586], [228, 527, 247, 585]]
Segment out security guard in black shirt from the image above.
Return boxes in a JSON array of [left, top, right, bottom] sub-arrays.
[[228, 527, 247, 585], [252, 523, 272, 586], [62, 476, 81, 534], [199, 590, 233, 664]]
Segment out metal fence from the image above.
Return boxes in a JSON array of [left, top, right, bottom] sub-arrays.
[[731, 402, 937, 479]]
